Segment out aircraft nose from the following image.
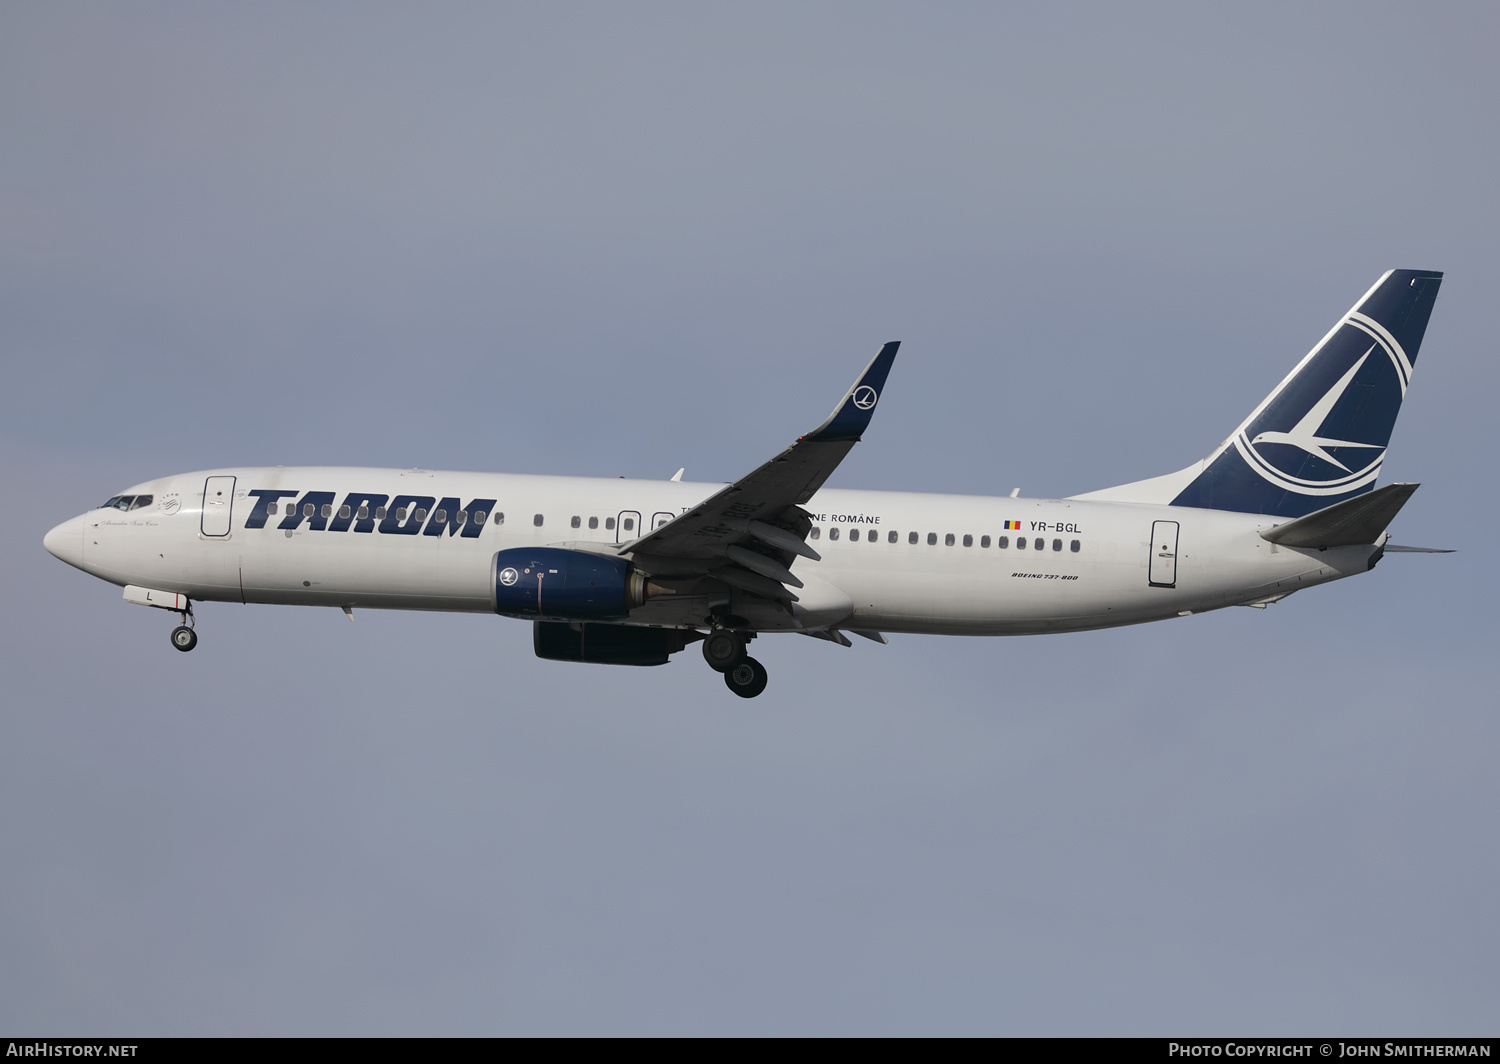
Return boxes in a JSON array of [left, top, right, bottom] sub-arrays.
[[43, 514, 87, 570]]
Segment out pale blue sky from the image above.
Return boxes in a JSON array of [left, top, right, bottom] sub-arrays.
[[3, 2, 1496, 1034]]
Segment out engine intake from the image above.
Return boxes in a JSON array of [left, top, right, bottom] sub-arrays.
[[492, 547, 651, 621]]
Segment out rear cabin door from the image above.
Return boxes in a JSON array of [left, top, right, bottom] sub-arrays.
[[1148, 520, 1179, 588], [616, 511, 642, 545], [202, 476, 236, 537]]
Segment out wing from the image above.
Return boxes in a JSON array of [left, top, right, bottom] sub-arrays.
[[621, 341, 900, 603]]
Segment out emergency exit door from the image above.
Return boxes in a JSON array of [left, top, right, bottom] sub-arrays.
[[201, 476, 236, 537], [616, 511, 641, 544], [1148, 520, 1179, 588]]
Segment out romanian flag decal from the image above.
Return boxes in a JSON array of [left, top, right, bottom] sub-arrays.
[[1003, 520, 1022, 530]]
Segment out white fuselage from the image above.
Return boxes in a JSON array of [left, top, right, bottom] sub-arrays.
[[44, 466, 1378, 637]]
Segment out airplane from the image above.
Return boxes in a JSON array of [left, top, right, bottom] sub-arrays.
[[43, 269, 1449, 698]]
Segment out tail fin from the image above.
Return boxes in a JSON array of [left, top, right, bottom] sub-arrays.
[[1072, 269, 1443, 518]]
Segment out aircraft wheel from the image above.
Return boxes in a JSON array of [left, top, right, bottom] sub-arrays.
[[702, 629, 746, 672], [724, 656, 768, 698], [170, 625, 198, 652]]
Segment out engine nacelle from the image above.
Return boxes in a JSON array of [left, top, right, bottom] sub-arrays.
[[533, 621, 695, 667], [492, 547, 647, 621]]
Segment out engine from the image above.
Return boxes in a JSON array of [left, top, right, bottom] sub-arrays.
[[492, 546, 652, 621], [533, 621, 696, 667]]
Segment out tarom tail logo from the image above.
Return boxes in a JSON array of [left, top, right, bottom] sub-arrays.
[[1232, 311, 1412, 497]]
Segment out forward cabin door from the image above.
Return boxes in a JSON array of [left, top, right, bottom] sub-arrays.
[[202, 476, 237, 537], [1148, 520, 1179, 588]]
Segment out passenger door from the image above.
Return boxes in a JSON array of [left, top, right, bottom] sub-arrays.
[[201, 476, 237, 537], [1148, 520, 1179, 588]]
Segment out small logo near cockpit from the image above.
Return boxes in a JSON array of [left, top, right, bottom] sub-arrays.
[[160, 495, 181, 515]]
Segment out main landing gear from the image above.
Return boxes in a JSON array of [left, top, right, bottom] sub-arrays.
[[701, 628, 769, 698], [169, 601, 197, 652], [723, 656, 768, 698]]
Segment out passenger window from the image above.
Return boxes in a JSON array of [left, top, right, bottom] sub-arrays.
[[605, 516, 615, 530], [434, 509, 446, 523], [1017, 536, 1026, 550], [414, 508, 427, 522], [473, 510, 487, 524], [888, 530, 897, 543], [981, 535, 990, 548], [998, 535, 1009, 549], [1052, 538, 1062, 552], [456, 511, 467, 525], [395, 507, 407, 521], [1070, 539, 1081, 553], [1034, 537, 1044, 551], [571, 516, 581, 528], [534, 514, 544, 527], [849, 528, 859, 542], [493, 511, 504, 525], [927, 533, 936, 545], [962, 534, 973, 547], [945, 533, 955, 546], [588, 516, 598, 529], [357, 505, 369, 520], [304, 503, 315, 517], [321, 504, 333, 519], [829, 527, 840, 541], [268, 502, 279, 516], [340, 504, 352, 519], [376, 506, 388, 520], [810, 527, 821, 540], [909, 532, 918, 544]]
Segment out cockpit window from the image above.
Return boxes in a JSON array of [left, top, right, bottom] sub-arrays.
[[101, 495, 135, 511], [128, 495, 153, 510]]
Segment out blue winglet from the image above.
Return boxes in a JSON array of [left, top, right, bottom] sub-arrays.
[[803, 341, 901, 442]]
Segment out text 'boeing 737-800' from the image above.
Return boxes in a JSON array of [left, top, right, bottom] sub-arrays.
[[44, 270, 1450, 697]]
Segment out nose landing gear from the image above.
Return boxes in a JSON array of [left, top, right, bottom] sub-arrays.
[[169, 601, 197, 652]]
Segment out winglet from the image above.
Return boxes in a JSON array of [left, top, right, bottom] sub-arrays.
[[803, 341, 900, 442]]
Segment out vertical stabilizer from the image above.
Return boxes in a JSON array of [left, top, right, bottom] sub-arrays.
[[1071, 270, 1443, 518]]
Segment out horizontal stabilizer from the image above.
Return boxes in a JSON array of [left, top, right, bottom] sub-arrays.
[[1260, 482, 1418, 548], [1383, 544, 1455, 553]]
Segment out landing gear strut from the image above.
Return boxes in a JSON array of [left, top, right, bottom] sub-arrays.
[[170, 601, 197, 652], [723, 656, 768, 698]]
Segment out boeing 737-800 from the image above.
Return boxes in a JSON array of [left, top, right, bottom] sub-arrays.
[[43, 270, 1448, 697]]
